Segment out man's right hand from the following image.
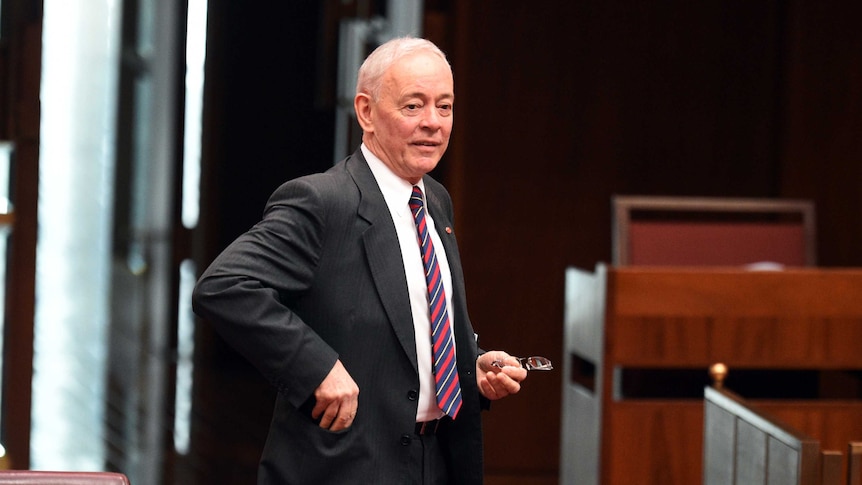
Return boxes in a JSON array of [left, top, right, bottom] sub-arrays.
[[311, 359, 359, 431]]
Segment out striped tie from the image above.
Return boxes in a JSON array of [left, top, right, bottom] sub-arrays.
[[409, 186, 462, 419]]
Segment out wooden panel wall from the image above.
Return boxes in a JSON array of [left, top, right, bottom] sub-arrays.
[[442, 1, 862, 482]]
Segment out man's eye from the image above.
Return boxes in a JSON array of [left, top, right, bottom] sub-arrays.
[[437, 104, 453, 116], [405, 104, 420, 110]]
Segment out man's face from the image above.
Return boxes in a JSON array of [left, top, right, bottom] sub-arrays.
[[357, 52, 454, 184]]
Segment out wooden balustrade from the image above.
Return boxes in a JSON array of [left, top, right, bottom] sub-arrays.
[[704, 364, 861, 485]]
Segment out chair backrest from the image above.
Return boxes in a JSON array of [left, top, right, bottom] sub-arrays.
[[0, 471, 131, 485], [612, 195, 817, 267]]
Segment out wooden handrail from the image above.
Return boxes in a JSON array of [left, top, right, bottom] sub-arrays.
[[849, 442, 862, 485], [705, 364, 860, 485]]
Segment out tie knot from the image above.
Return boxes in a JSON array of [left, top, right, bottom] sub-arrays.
[[409, 186, 424, 211]]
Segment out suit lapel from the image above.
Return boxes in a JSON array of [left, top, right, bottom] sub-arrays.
[[423, 182, 474, 359], [424, 181, 461, 302], [347, 152, 419, 372]]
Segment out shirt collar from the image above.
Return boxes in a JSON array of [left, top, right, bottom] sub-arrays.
[[361, 144, 425, 217]]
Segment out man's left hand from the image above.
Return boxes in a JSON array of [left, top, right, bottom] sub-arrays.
[[475, 351, 527, 400]]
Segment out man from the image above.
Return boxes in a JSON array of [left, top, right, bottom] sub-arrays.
[[192, 36, 527, 485]]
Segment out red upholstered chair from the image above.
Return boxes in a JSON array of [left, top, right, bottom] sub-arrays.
[[612, 195, 817, 267], [0, 471, 131, 484]]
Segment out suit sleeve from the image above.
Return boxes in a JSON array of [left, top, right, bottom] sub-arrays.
[[192, 177, 338, 408]]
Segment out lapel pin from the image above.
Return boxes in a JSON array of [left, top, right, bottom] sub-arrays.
[[445, 227, 452, 234]]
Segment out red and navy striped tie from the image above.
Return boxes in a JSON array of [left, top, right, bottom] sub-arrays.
[[409, 186, 462, 419]]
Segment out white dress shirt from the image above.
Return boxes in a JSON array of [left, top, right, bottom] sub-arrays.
[[362, 144, 452, 421]]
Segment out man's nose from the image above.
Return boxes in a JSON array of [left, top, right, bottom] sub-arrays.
[[419, 107, 442, 129]]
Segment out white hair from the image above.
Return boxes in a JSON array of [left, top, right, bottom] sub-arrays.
[[356, 37, 451, 100]]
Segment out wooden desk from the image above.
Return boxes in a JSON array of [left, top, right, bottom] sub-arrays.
[[561, 265, 862, 485]]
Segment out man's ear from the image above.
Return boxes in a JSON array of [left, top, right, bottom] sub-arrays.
[[354, 93, 374, 133]]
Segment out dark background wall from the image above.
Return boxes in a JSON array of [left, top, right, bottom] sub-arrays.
[[192, 1, 862, 483]]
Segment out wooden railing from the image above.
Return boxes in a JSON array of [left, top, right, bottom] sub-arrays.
[[704, 364, 862, 485], [849, 442, 862, 485]]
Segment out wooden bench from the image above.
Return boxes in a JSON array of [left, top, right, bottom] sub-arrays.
[[562, 265, 862, 485]]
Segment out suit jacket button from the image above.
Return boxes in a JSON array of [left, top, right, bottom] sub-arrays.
[[407, 390, 419, 401], [400, 434, 412, 446]]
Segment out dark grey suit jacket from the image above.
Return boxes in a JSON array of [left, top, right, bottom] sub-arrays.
[[192, 149, 485, 484]]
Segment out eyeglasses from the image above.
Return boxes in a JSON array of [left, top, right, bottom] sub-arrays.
[[491, 356, 553, 371]]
